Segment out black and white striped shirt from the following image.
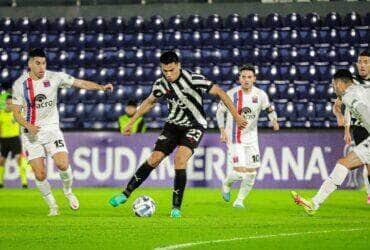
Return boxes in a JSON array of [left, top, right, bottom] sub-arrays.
[[151, 69, 213, 129], [350, 74, 370, 126]]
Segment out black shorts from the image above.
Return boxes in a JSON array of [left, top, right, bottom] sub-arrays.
[[154, 123, 205, 155], [0, 136, 22, 158], [351, 125, 370, 145]]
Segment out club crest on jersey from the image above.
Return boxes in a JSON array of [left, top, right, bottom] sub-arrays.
[[252, 96, 258, 103], [233, 156, 239, 163], [43, 80, 50, 88]]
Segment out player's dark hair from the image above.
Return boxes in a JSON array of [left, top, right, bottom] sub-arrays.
[[29, 48, 46, 59], [126, 99, 138, 107], [160, 51, 179, 64], [239, 64, 256, 75], [333, 69, 353, 84], [6, 95, 12, 100], [359, 50, 369, 57]]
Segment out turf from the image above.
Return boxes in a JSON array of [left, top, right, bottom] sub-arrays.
[[0, 188, 369, 250]]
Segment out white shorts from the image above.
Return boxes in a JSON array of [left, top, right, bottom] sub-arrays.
[[21, 126, 68, 161], [228, 143, 260, 168], [353, 136, 370, 165]]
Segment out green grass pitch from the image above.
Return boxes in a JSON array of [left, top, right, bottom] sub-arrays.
[[0, 188, 369, 250]]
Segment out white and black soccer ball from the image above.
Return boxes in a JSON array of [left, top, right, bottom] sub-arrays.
[[132, 195, 156, 217]]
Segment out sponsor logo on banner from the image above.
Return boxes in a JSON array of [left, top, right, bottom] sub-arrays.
[[3, 132, 345, 189]]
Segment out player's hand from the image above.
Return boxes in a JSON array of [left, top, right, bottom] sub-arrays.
[[123, 123, 133, 136], [101, 84, 113, 91], [236, 115, 247, 129], [344, 131, 352, 145], [272, 121, 280, 131], [220, 131, 229, 144], [26, 124, 40, 136]]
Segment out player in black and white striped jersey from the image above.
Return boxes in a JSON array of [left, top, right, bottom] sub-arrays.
[[109, 51, 247, 217], [333, 50, 370, 203]]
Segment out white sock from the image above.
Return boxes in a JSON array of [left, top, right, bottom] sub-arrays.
[[363, 166, 370, 195], [235, 173, 256, 203], [312, 164, 349, 208], [35, 179, 57, 209], [224, 170, 244, 187], [59, 166, 73, 195]]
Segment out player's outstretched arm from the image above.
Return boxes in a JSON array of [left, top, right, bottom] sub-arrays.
[[12, 104, 39, 135], [209, 85, 247, 129], [216, 102, 228, 143], [72, 79, 113, 91], [123, 94, 157, 136]]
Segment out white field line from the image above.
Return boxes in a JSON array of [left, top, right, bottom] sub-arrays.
[[154, 228, 366, 250]]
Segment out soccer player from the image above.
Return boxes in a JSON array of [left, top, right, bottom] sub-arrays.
[[217, 65, 279, 208], [109, 51, 247, 218], [0, 95, 29, 188], [118, 99, 147, 134], [333, 50, 370, 203], [11, 48, 113, 216], [292, 69, 370, 215]]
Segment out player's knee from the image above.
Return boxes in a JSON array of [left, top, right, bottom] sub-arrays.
[[34, 169, 47, 181], [337, 157, 351, 169], [0, 157, 5, 166], [147, 153, 164, 168], [54, 156, 69, 171], [174, 155, 187, 169]]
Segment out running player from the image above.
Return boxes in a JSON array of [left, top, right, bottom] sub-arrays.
[[0, 95, 29, 188], [333, 50, 370, 203], [292, 69, 370, 215], [109, 51, 247, 218], [12, 48, 113, 216], [217, 65, 279, 208]]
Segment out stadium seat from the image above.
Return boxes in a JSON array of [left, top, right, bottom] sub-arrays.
[[225, 14, 243, 30], [285, 13, 302, 28], [303, 13, 322, 28], [16, 17, 32, 32], [343, 12, 362, 27], [71, 17, 87, 32], [127, 16, 145, 32], [245, 14, 262, 29], [0, 17, 15, 31], [265, 13, 284, 29], [109, 16, 126, 33], [324, 12, 342, 28], [186, 14, 204, 31], [167, 15, 184, 30], [206, 14, 223, 30], [147, 15, 165, 32]]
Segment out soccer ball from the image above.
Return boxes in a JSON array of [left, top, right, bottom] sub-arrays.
[[132, 195, 156, 217]]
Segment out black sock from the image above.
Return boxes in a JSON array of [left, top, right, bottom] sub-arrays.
[[173, 169, 187, 209], [368, 175, 370, 184], [123, 161, 154, 197]]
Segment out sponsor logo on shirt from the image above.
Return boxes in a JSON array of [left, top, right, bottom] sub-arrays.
[[241, 107, 256, 120], [34, 94, 54, 108]]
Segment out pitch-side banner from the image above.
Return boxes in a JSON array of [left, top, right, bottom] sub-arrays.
[[5, 131, 355, 189]]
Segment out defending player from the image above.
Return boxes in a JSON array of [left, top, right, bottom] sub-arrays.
[[12, 48, 113, 216], [217, 65, 279, 208], [333, 50, 370, 203], [292, 70, 370, 215], [109, 51, 247, 218], [0, 95, 29, 188]]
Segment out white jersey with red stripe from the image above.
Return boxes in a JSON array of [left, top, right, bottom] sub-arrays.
[[219, 85, 270, 146], [12, 70, 75, 128]]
